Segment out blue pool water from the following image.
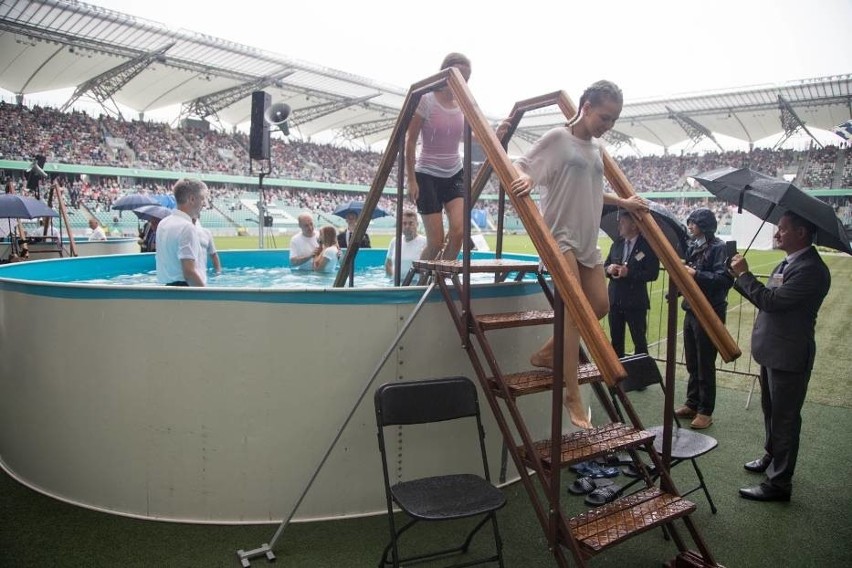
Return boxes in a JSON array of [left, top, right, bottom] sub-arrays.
[[77, 265, 400, 288]]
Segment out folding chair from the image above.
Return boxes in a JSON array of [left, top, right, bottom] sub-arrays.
[[374, 376, 506, 568], [613, 354, 719, 514]]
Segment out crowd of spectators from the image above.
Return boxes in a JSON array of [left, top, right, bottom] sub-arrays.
[[1, 101, 850, 231]]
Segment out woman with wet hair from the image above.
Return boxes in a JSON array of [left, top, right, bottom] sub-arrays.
[[510, 80, 647, 429]]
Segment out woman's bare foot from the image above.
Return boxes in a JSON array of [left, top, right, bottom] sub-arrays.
[[530, 352, 553, 369], [565, 397, 592, 429]]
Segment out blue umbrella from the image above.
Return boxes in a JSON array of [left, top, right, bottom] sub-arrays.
[[112, 194, 158, 211], [0, 195, 59, 219], [332, 200, 389, 220], [132, 205, 173, 223], [151, 194, 177, 209]]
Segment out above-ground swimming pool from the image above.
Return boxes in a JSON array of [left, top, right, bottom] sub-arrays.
[[0, 249, 557, 524]]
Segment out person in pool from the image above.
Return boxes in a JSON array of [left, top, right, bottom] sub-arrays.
[[313, 225, 340, 273]]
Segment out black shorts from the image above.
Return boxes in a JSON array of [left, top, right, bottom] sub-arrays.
[[415, 170, 464, 215]]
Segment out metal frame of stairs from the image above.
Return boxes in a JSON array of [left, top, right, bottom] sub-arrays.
[[333, 69, 741, 567]]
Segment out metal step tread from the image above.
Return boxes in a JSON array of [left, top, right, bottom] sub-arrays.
[[412, 258, 541, 274], [521, 423, 654, 470], [487, 363, 604, 398], [475, 309, 554, 330], [567, 488, 696, 554]]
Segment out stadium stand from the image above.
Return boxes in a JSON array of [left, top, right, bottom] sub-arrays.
[[1, 101, 850, 236]]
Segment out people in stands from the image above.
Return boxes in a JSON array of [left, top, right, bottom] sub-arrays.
[[289, 213, 319, 271], [337, 211, 371, 249], [87, 218, 106, 241], [405, 52, 471, 263], [675, 208, 734, 430], [313, 225, 340, 273], [386, 210, 427, 278], [604, 210, 660, 357], [509, 80, 647, 429], [155, 179, 209, 287]]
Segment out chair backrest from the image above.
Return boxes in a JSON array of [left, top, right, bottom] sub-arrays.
[[620, 354, 664, 392], [375, 376, 480, 427]]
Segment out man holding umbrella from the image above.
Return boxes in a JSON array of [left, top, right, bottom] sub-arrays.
[[336, 211, 371, 249], [729, 212, 831, 502]]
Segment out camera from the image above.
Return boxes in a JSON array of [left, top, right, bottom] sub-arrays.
[[724, 240, 738, 269]]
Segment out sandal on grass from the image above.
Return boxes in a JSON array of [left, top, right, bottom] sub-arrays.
[[568, 476, 615, 496], [584, 484, 623, 507]]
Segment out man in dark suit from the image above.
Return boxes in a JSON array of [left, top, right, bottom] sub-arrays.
[[604, 211, 660, 357], [337, 212, 371, 249], [730, 211, 831, 502]]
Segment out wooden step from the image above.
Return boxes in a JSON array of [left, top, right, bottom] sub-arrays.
[[567, 488, 696, 555], [488, 363, 604, 398], [475, 309, 554, 331], [520, 423, 654, 470], [412, 258, 541, 275]]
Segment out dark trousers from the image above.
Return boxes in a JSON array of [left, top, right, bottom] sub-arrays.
[[760, 365, 810, 491], [608, 308, 649, 358], [683, 309, 722, 415]]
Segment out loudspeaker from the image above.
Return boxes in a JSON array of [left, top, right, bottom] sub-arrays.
[[249, 91, 271, 161], [263, 215, 273, 227]]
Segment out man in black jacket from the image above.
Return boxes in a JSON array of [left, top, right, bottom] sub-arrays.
[[730, 211, 831, 502], [337, 212, 371, 249], [675, 208, 733, 430], [604, 211, 660, 357]]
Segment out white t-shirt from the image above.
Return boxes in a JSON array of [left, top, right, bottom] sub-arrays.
[[289, 231, 318, 271], [197, 223, 216, 273], [315, 246, 340, 273], [515, 127, 605, 267], [88, 226, 107, 241], [386, 235, 427, 276], [155, 210, 206, 285]]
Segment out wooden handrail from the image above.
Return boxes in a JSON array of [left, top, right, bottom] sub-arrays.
[[447, 70, 626, 386], [554, 93, 740, 363]]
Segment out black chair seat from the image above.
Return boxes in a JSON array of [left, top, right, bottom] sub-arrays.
[[393, 474, 507, 520], [648, 426, 718, 460]]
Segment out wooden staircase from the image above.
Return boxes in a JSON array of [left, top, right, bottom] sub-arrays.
[[331, 70, 736, 566], [413, 258, 718, 567]]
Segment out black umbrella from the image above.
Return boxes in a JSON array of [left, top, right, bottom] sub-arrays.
[[693, 167, 851, 255], [112, 194, 158, 211], [332, 200, 389, 220], [0, 194, 59, 219], [601, 202, 688, 258], [132, 205, 173, 223]]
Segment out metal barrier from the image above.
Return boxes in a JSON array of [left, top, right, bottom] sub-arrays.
[[641, 268, 762, 409]]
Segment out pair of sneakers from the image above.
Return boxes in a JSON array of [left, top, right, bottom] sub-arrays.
[[674, 405, 713, 429]]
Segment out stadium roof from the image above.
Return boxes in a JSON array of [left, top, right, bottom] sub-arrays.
[[2, 0, 851, 153]]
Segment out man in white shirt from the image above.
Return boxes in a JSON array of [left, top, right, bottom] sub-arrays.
[[155, 179, 209, 287], [386, 210, 427, 277], [289, 213, 318, 271], [87, 219, 106, 241]]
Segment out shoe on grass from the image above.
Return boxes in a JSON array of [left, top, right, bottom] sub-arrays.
[[674, 405, 697, 418], [690, 413, 713, 429]]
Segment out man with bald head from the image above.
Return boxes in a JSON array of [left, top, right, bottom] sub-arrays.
[[289, 213, 319, 271]]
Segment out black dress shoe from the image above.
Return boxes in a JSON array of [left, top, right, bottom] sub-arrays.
[[739, 484, 791, 502], [743, 457, 771, 473]]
